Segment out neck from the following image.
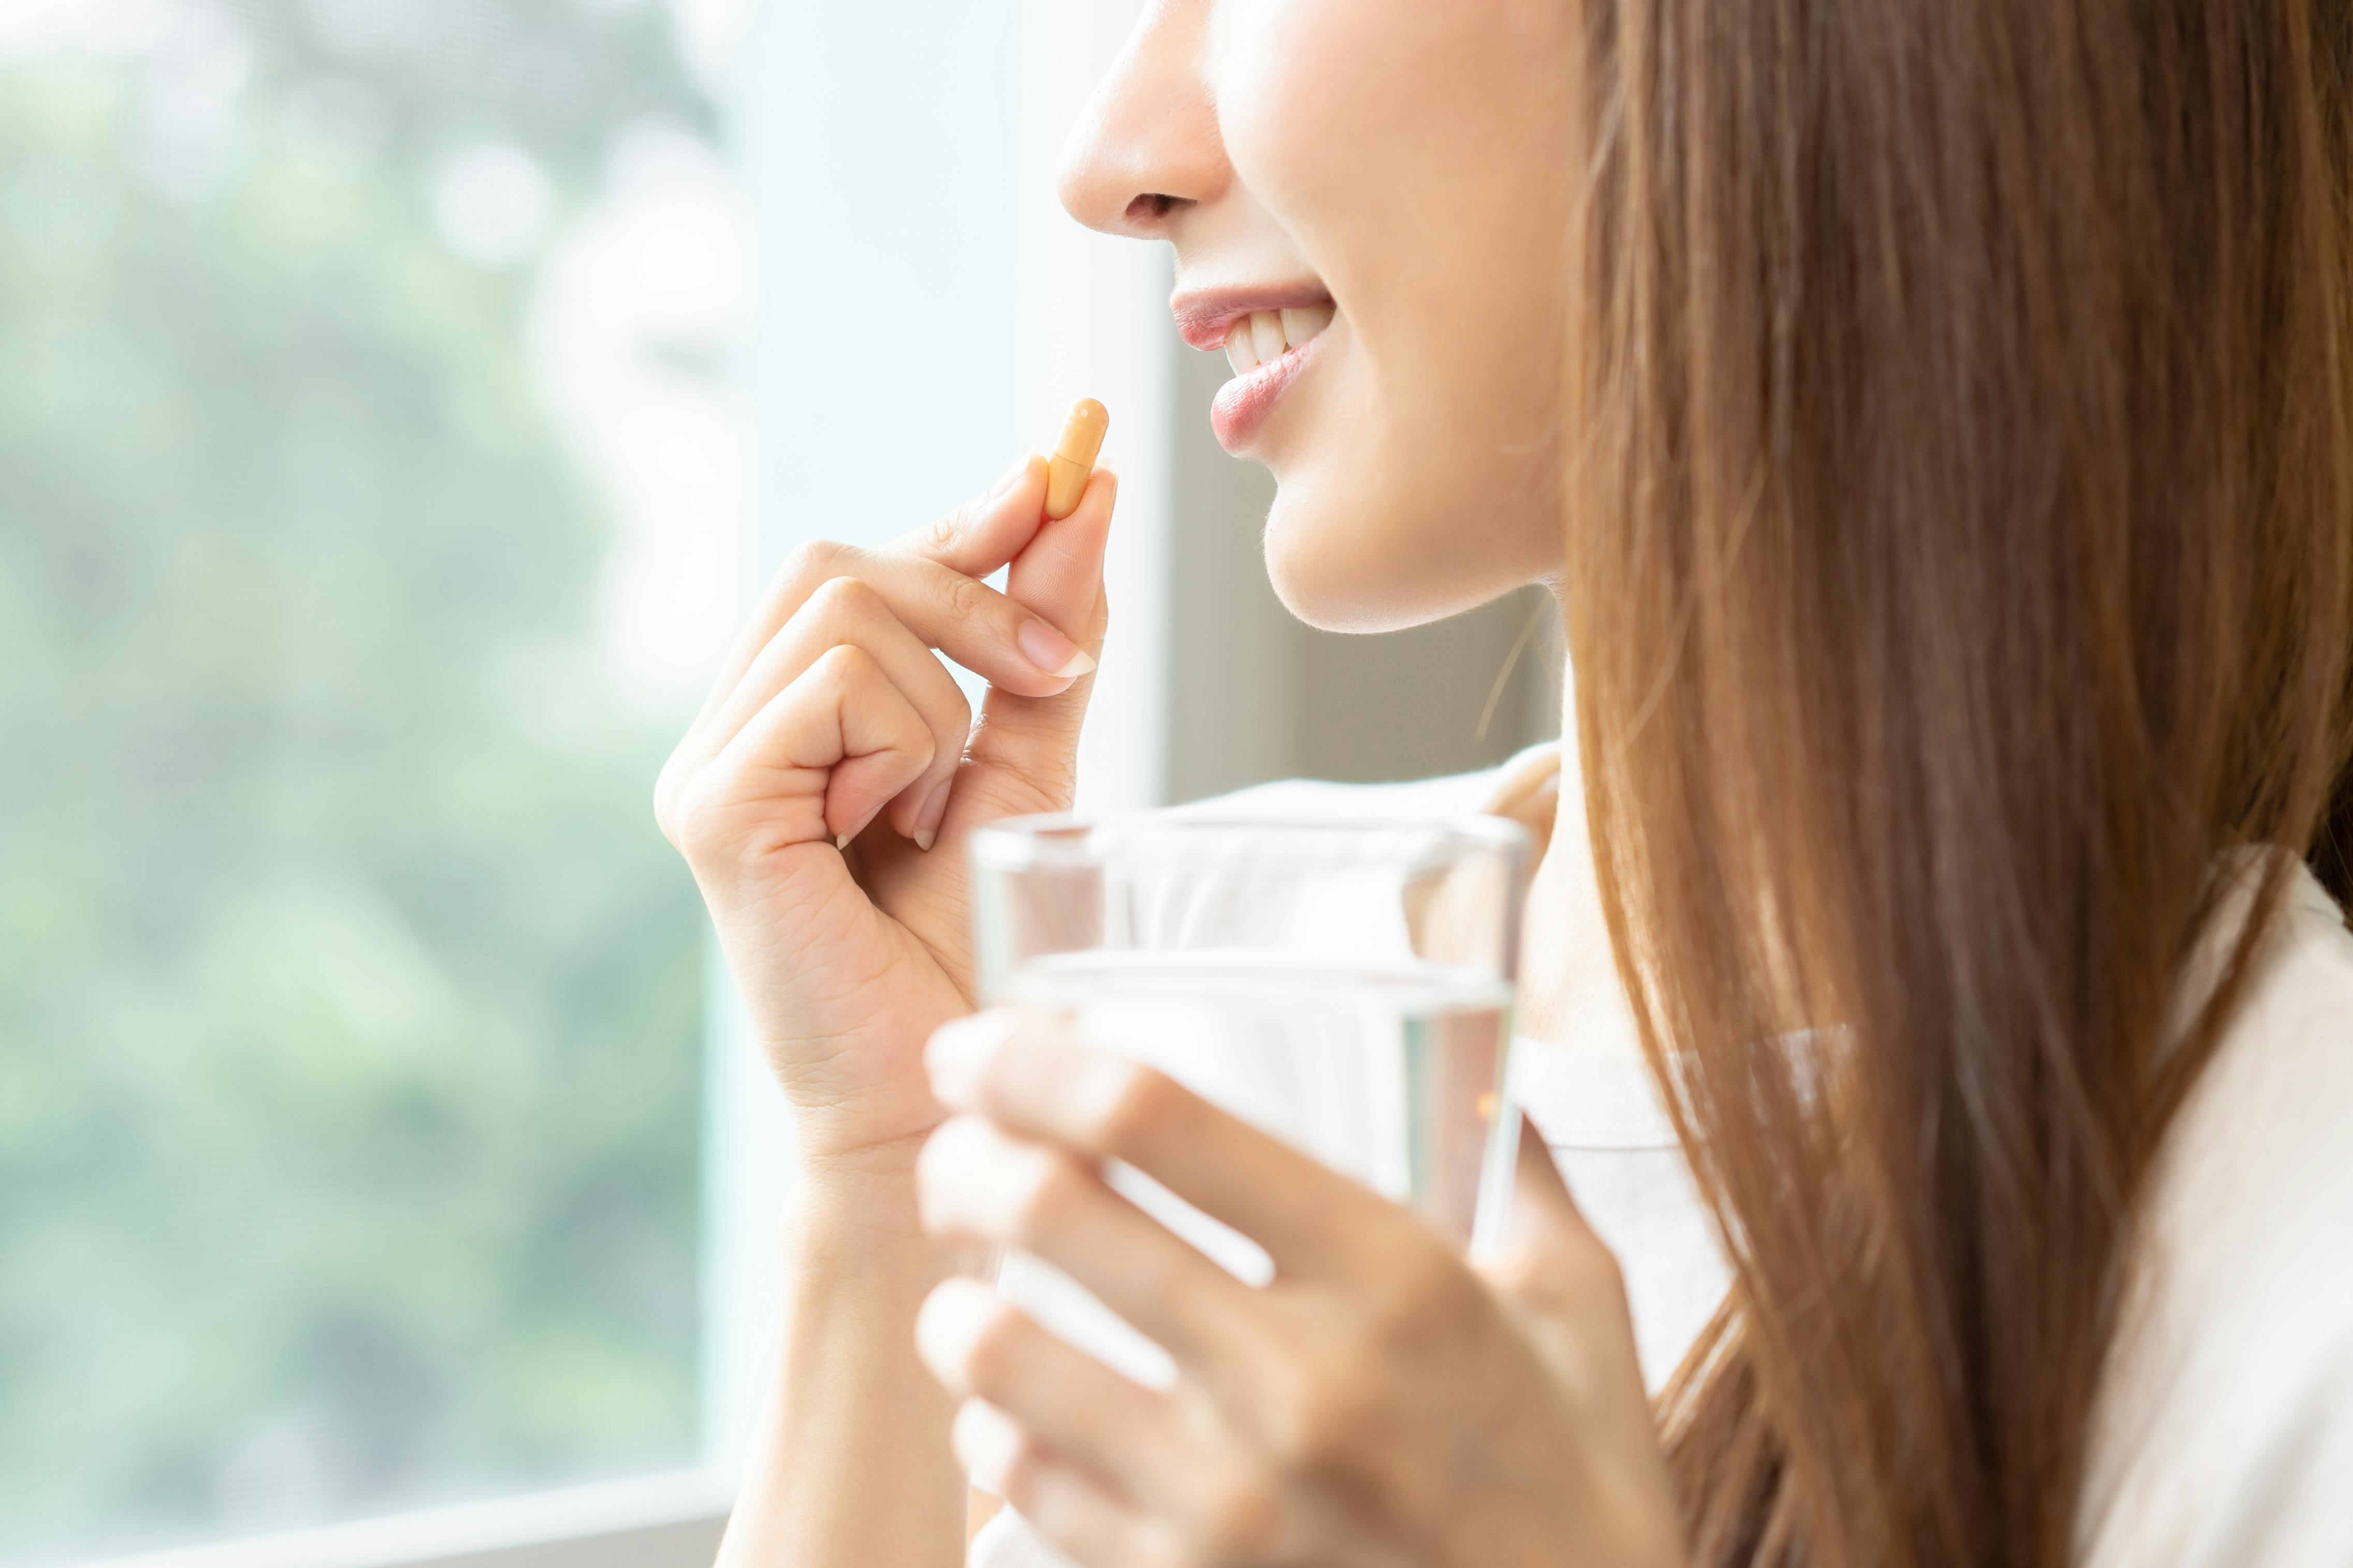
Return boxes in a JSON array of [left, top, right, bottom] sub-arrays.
[[1515, 647, 1643, 1055]]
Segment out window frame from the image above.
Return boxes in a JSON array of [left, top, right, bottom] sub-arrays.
[[66, 1473, 732, 1568]]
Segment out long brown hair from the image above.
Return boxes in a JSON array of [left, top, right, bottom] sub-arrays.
[[1559, 3, 2353, 1564]]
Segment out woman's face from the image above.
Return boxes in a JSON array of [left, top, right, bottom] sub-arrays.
[[1059, 0, 1582, 632]]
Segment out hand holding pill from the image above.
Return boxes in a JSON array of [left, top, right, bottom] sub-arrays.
[[653, 406, 1116, 1166]]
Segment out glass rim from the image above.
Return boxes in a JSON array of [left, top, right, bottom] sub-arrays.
[[967, 810, 1533, 873]]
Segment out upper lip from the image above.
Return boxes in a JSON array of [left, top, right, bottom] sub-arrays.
[[1170, 284, 1337, 353]]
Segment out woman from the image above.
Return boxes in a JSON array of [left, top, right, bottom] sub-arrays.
[[657, 2, 2353, 1565]]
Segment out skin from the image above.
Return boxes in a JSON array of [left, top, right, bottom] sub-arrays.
[[670, 1, 1671, 1563], [1072, 0, 1581, 629]]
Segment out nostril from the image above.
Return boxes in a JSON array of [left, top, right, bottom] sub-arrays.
[[1123, 193, 1181, 226]]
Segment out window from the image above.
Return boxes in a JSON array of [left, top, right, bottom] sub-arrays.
[[0, 0, 747, 1558], [4, 2, 1555, 1561]]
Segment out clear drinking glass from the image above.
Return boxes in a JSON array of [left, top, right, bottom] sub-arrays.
[[968, 813, 1532, 1288]]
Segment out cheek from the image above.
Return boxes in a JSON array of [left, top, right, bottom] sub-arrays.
[[1213, 0, 1455, 243], [1217, 0, 1575, 288], [1214, 0, 1581, 629]]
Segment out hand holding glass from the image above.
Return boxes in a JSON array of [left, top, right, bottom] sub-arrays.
[[966, 814, 1530, 1380]]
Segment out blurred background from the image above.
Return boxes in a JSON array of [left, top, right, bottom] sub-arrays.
[[0, 1, 1556, 1563]]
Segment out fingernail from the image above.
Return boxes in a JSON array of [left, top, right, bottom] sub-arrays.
[[1018, 620, 1096, 680], [952, 1398, 1023, 1493], [913, 775, 953, 853], [926, 1013, 1012, 1108], [836, 797, 887, 853], [986, 452, 1032, 499]]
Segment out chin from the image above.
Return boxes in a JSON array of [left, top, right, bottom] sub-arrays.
[[1261, 486, 1403, 633], [1260, 479, 1527, 634]]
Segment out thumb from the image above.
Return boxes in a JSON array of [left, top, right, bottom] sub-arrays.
[[960, 467, 1116, 812], [1005, 466, 1115, 644]]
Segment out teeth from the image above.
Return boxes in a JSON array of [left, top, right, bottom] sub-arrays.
[[1280, 304, 1335, 347], [1224, 320, 1260, 375], [1248, 311, 1286, 365], [1220, 304, 1338, 377]]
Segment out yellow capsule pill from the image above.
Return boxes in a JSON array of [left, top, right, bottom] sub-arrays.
[[1043, 398, 1109, 521]]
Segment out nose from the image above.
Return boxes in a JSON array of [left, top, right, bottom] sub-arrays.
[[1057, 1, 1229, 239]]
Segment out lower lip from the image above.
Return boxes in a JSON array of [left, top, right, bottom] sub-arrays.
[[1210, 330, 1325, 453]]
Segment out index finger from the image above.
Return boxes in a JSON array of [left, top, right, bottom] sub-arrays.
[[696, 454, 1061, 728], [924, 1012, 1414, 1280], [892, 452, 1054, 577]]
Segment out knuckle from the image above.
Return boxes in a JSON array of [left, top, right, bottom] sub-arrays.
[[1272, 1359, 1378, 1471], [1080, 1060, 1181, 1156], [1194, 1473, 1288, 1563], [1005, 1152, 1092, 1249], [1368, 1248, 1482, 1346], [922, 503, 971, 554], [811, 640, 874, 686], [957, 1298, 1034, 1397], [776, 538, 847, 590], [938, 568, 989, 626], [1158, 1262, 1233, 1334], [669, 775, 732, 864], [804, 573, 880, 623], [991, 1432, 1050, 1517]]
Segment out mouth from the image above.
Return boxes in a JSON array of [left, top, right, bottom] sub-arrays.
[[1171, 287, 1338, 454]]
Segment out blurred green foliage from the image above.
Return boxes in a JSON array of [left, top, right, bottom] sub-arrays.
[[0, 3, 715, 1559]]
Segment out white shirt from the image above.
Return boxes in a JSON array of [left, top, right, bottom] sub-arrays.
[[2077, 859, 2353, 1567], [973, 756, 2353, 1568]]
